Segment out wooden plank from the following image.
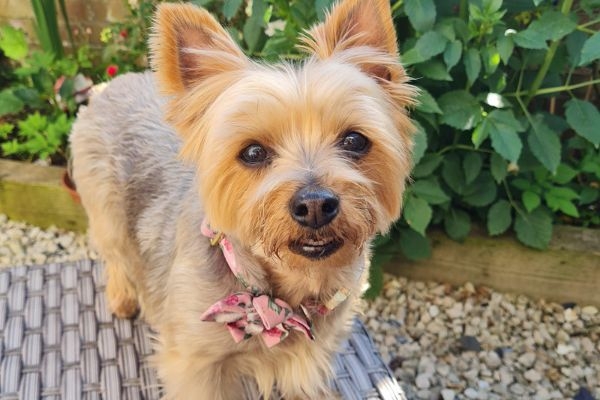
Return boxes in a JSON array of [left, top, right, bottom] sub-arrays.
[[386, 227, 600, 306], [0, 159, 88, 232]]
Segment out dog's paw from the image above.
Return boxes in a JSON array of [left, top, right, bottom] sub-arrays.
[[108, 292, 139, 318], [106, 279, 139, 318]]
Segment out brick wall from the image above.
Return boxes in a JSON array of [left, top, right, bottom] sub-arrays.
[[0, 0, 130, 47]]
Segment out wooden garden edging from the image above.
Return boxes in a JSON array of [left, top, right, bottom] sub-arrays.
[[0, 159, 87, 232], [387, 226, 600, 306], [2, 158, 599, 305]]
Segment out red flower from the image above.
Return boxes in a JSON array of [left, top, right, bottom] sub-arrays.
[[106, 64, 119, 78], [119, 29, 128, 38]]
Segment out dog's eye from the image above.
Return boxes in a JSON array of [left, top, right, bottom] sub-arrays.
[[339, 131, 370, 156], [239, 143, 270, 166]]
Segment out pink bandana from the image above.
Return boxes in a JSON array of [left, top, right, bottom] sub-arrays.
[[200, 220, 320, 347], [200, 292, 313, 347]]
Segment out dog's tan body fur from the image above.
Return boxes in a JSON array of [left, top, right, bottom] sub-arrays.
[[70, 0, 415, 398]]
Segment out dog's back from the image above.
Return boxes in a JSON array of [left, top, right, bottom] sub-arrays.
[[70, 71, 194, 321]]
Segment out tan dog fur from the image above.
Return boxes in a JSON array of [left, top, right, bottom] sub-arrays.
[[70, 0, 416, 398]]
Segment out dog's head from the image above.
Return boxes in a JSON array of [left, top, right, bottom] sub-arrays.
[[150, 0, 416, 272]]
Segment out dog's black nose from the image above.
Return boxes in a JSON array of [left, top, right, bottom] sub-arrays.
[[290, 186, 339, 229]]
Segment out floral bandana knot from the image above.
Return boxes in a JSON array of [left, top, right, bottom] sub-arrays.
[[200, 292, 313, 348], [200, 220, 317, 347]]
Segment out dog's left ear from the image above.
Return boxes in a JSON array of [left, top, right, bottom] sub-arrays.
[[150, 3, 248, 95], [301, 0, 404, 82]]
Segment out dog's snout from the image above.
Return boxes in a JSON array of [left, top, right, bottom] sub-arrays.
[[290, 186, 339, 229]]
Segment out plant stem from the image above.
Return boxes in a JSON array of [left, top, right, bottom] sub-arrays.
[[579, 17, 600, 28], [503, 179, 525, 217], [577, 26, 596, 34], [437, 145, 494, 155], [506, 78, 600, 97], [459, 0, 468, 21], [524, 0, 574, 105], [391, 0, 404, 14]]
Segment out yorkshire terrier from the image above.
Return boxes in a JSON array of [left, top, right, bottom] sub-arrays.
[[70, 0, 416, 398]]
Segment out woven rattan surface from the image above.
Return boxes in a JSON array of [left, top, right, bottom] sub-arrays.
[[0, 260, 405, 400]]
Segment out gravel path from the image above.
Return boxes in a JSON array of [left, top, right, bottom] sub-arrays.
[[1, 214, 599, 400]]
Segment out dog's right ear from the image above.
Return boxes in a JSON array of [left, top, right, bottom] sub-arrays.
[[150, 3, 248, 95]]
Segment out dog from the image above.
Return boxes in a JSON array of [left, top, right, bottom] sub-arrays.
[[70, 0, 416, 398]]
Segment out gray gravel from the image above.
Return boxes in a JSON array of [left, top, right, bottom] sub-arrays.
[[1, 214, 599, 400]]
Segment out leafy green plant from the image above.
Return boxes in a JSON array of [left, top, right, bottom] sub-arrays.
[[100, 0, 157, 74], [0, 25, 94, 163], [0, 112, 72, 161], [364, 0, 600, 295]]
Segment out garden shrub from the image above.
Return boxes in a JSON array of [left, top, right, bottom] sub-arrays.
[[0, 0, 598, 296]]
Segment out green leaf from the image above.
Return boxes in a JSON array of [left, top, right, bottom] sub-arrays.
[[462, 172, 497, 207], [579, 31, 600, 66], [411, 177, 451, 204], [243, 0, 267, 53], [404, 0, 436, 32], [399, 228, 431, 261], [444, 209, 471, 241], [497, 35, 514, 64], [487, 200, 512, 235], [528, 115, 561, 174], [412, 121, 427, 166], [223, 0, 243, 19], [412, 154, 443, 178], [552, 164, 578, 185], [566, 30, 588, 65], [442, 153, 466, 195], [544, 187, 580, 217], [522, 191, 541, 212], [559, 202, 579, 218], [2, 140, 21, 155], [444, 40, 462, 70], [463, 152, 483, 185], [416, 60, 452, 81], [548, 187, 579, 200], [565, 99, 600, 147], [511, 178, 532, 191], [416, 89, 442, 114], [481, 46, 501, 75], [464, 48, 481, 86], [403, 195, 432, 235], [580, 187, 599, 205], [436, 19, 456, 41], [513, 29, 548, 50], [490, 152, 508, 183], [491, 128, 522, 163], [438, 90, 482, 130], [537, 11, 577, 41], [364, 252, 388, 299], [18, 112, 47, 138], [514, 11, 576, 49], [474, 110, 524, 162], [514, 208, 553, 249], [0, 123, 14, 139], [581, 153, 600, 178], [0, 89, 25, 117], [0, 25, 28, 60], [415, 31, 449, 61]]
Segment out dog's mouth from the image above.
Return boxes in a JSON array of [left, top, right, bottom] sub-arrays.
[[289, 237, 343, 260]]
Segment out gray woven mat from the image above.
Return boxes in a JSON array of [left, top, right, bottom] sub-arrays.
[[0, 260, 405, 400]]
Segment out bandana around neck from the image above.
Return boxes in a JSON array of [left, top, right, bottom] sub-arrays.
[[199, 219, 352, 347]]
